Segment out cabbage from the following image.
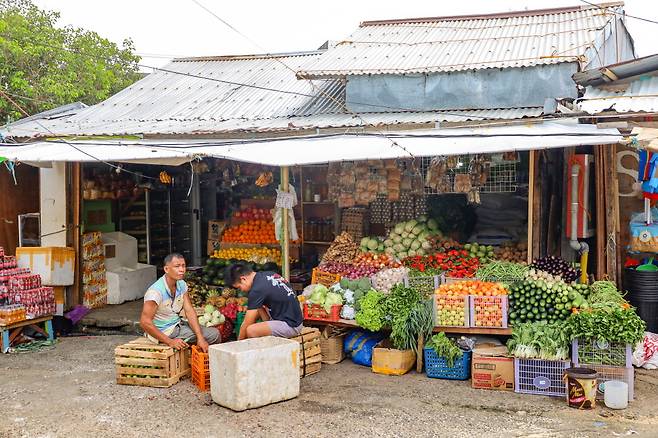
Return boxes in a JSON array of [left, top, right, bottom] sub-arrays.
[[204, 304, 215, 314], [393, 235, 402, 244], [417, 215, 428, 223], [309, 285, 329, 304], [402, 238, 412, 248], [394, 224, 405, 234], [360, 237, 370, 247], [212, 310, 221, 318], [198, 316, 207, 325], [404, 220, 417, 232], [323, 291, 344, 313], [427, 219, 439, 231], [412, 225, 425, 235], [410, 240, 421, 251], [385, 247, 395, 255], [384, 239, 394, 247], [367, 239, 379, 250], [421, 240, 432, 250], [407, 249, 417, 257]]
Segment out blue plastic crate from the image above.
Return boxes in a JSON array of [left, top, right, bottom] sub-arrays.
[[424, 348, 471, 380]]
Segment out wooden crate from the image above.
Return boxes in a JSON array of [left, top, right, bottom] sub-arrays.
[[114, 338, 191, 388], [291, 327, 322, 378]]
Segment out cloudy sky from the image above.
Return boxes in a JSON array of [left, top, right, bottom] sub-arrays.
[[34, 0, 656, 69]]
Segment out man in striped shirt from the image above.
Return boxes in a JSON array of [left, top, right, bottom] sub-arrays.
[[140, 253, 220, 352]]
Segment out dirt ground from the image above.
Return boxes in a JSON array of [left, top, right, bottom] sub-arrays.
[[1, 335, 657, 438]]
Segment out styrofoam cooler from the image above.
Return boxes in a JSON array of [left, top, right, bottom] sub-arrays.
[[106, 264, 157, 304], [16, 247, 75, 286], [209, 337, 300, 411]]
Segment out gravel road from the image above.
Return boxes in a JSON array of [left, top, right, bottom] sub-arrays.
[[1, 335, 657, 438]]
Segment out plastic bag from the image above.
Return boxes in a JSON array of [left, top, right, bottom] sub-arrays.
[[344, 330, 385, 367], [632, 332, 658, 369], [274, 183, 299, 242], [630, 209, 658, 253]]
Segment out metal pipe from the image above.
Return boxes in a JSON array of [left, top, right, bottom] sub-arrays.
[[570, 162, 589, 283]]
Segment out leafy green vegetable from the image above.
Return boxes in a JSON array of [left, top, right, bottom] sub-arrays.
[[355, 290, 386, 332], [391, 299, 434, 352], [564, 307, 646, 345], [507, 321, 569, 360], [426, 333, 463, 368]]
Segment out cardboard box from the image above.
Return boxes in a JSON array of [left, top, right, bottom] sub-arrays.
[[207, 240, 221, 256], [208, 220, 227, 241], [371, 339, 416, 376], [471, 346, 515, 391]]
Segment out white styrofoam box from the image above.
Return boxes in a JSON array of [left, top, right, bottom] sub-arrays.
[[209, 337, 300, 411], [106, 263, 157, 304], [102, 232, 139, 270], [16, 247, 75, 286]]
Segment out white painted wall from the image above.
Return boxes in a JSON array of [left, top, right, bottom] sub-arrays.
[[39, 162, 67, 247]]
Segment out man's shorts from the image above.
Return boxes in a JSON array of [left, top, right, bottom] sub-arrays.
[[267, 320, 303, 338]]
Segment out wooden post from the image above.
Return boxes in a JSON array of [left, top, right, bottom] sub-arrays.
[[527, 150, 536, 264], [594, 146, 606, 280], [71, 162, 82, 307], [602, 145, 620, 283], [281, 166, 290, 281]]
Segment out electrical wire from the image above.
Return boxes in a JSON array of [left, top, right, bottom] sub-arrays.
[[578, 0, 658, 25]]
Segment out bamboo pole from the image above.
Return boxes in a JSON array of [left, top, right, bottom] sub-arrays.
[[281, 166, 290, 280]]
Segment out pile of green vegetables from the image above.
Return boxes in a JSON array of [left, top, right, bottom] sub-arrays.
[[354, 284, 431, 352], [476, 261, 528, 284], [564, 281, 646, 345], [307, 284, 344, 313], [508, 279, 590, 324], [506, 321, 570, 360], [426, 333, 463, 367]]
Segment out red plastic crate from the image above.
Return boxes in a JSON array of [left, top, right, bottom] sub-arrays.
[[469, 295, 508, 328], [303, 303, 342, 322]]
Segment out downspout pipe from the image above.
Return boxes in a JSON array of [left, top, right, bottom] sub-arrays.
[[570, 163, 589, 283]]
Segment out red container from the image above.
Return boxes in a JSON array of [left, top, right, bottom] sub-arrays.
[[303, 303, 342, 322]]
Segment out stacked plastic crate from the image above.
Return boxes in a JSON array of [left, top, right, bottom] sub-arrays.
[[572, 339, 634, 401]]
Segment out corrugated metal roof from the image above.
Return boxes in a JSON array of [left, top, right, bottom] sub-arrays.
[[578, 74, 658, 114], [297, 3, 621, 79], [6, 107, 543, 138]]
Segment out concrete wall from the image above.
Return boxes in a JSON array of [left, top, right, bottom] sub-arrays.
[[39, 162, 67, 247]]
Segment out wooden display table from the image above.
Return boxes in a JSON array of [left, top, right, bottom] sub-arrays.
[[1, 315, 54, 353], [305, 318, 512, 336]]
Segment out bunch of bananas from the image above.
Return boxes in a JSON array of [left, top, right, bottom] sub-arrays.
[[255, 172, 273, 187], [159, 171, 172, 184]]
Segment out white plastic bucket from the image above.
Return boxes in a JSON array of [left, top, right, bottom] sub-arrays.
[[604, 380, 629, 409]]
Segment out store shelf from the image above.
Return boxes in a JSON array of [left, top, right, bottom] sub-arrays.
[[433, 326, 512, 335], [121, 216, 147, 221], [303, 319, 360, 329], [124, 230, 147, 235]]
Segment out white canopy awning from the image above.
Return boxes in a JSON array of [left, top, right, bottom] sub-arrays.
[[0, 122, 623, 167]]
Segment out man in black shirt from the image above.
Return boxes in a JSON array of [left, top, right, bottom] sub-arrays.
[[226, 262, 303, 340]]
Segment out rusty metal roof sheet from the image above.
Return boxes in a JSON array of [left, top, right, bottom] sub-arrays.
[[578, 73, 658, 114], [297, 3, 622, 79]]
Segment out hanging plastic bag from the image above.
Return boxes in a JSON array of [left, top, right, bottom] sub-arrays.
[[274, 184, 299, 242], [630, 209, 658, 253]]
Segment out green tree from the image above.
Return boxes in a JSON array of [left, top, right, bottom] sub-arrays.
[[0, 0, 141, 123]]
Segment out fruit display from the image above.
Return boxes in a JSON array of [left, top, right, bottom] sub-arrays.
[[233, 206, 272, 221], [184, 272, 211, 307], [221, 219, 276, 244], [365, 216, 440, 260], [507, 279, 590, 325], [530, 256, 580, 283], [436, 280, 508, 297], [428, 235, 462, 252], [321, 232, 359, 265], [471, 295, 507, 327], [211, 246, 281, 264], [435, 295, 469, 327], [464, 243, 495, 263]]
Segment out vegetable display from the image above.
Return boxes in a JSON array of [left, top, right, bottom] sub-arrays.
[[321, 232, 359, 265], [221, 219, 277, 244], [507, 279, 590, 325], [384, 285, 423, 350], [426, 333, 463, 368], [355, 290, 387, 332], [435, 295, 468, 327], [333, 278, 372, 312], [494, 242, 528, 264], [463, 243, 495, 263], [476, 261, 528, 284], [370, 267, 408, 294], [403, 251, 479, 278], [507, 321, 570, 360], [530, 256, 580, 283], [198, 304, 226, 327], [366, 216, 440, 260], [307, 284, 344, 313], [396, 299, 434, 354]]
